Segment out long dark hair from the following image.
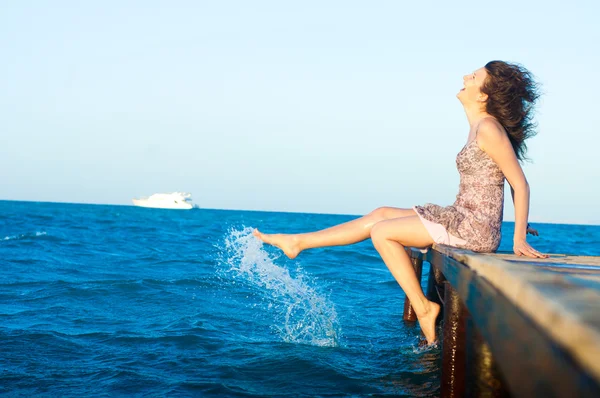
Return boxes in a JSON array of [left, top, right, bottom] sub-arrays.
[[481, 61, 540, 162]]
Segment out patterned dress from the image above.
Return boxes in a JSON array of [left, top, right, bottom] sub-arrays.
[[414, 138, 505, 252]]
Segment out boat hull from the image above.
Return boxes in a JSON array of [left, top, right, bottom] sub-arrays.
[[132, 199, 193, 210]]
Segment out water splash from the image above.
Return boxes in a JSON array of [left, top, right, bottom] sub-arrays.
[[220, 227, 341, 347], [411, 340, 440, 354], [410, 326, 442, 354]]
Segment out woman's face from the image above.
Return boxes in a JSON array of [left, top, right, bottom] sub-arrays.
[[457, 67, 488, 104]]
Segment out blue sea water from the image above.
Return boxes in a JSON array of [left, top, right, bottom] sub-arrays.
[[1, 200, 599, 397]]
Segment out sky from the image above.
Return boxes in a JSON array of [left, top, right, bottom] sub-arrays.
[[1, 1, 599, 224]]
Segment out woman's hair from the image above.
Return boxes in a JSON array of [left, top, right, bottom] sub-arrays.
[[481, 61, 541, 162]]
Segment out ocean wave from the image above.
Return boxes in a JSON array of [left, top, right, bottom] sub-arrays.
[[2, 231, 47, 241], [0, 277, 216, 289]]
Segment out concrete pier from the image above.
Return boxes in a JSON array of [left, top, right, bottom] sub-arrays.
[[409, 245, 600, 397]]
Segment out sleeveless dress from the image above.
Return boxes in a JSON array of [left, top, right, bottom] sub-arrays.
[[413, 137, 505, 253]]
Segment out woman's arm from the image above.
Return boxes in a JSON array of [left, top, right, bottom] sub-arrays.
[[510, 186, 539, 236], [477, 119, 547, 258], [511, 178, 531, 244]]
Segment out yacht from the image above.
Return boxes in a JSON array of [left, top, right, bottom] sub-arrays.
[[132, 192, 196, 210]]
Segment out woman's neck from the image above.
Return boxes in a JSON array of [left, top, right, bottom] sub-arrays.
[[463, 103, 491, 129]]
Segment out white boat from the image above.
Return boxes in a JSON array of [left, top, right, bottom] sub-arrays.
[[132, 192, 196, 210]]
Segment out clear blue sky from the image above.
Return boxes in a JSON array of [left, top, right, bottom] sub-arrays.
[[1, 1, 599, 224]]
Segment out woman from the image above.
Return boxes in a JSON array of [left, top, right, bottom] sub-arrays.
[[253, 61, 547, 345]]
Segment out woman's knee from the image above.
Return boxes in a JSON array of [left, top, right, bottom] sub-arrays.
[[370, 221, 387, 245], [368, 206, 393, 221], [368, 206, 414, 221]]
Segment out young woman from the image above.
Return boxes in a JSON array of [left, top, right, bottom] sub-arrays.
[[253, 61, 547, 345]]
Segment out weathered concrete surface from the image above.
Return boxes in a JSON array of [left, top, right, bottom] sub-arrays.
[[428, 244, 600, 396]]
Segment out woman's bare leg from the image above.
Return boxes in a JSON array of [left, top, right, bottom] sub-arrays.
[[253, 207, 416, 259], [370, 216, 440, 345]]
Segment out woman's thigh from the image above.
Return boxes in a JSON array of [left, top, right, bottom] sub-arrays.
[[370, 215, 434, 249]]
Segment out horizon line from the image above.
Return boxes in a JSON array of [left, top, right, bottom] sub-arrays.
[[1, 198, 598, 227]]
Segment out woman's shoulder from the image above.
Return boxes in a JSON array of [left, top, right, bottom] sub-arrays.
[[475, 117, 516, 162], [476, 117, 509, 147]]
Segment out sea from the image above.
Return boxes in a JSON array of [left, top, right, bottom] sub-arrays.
[[1, 200, 599, 397]]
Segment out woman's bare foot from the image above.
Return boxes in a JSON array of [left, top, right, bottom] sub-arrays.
[[252, 229, 302, 259], [417, 301, 441, 345]]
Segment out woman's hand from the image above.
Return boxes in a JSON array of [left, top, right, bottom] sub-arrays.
[[513, 238, 548, 258]]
